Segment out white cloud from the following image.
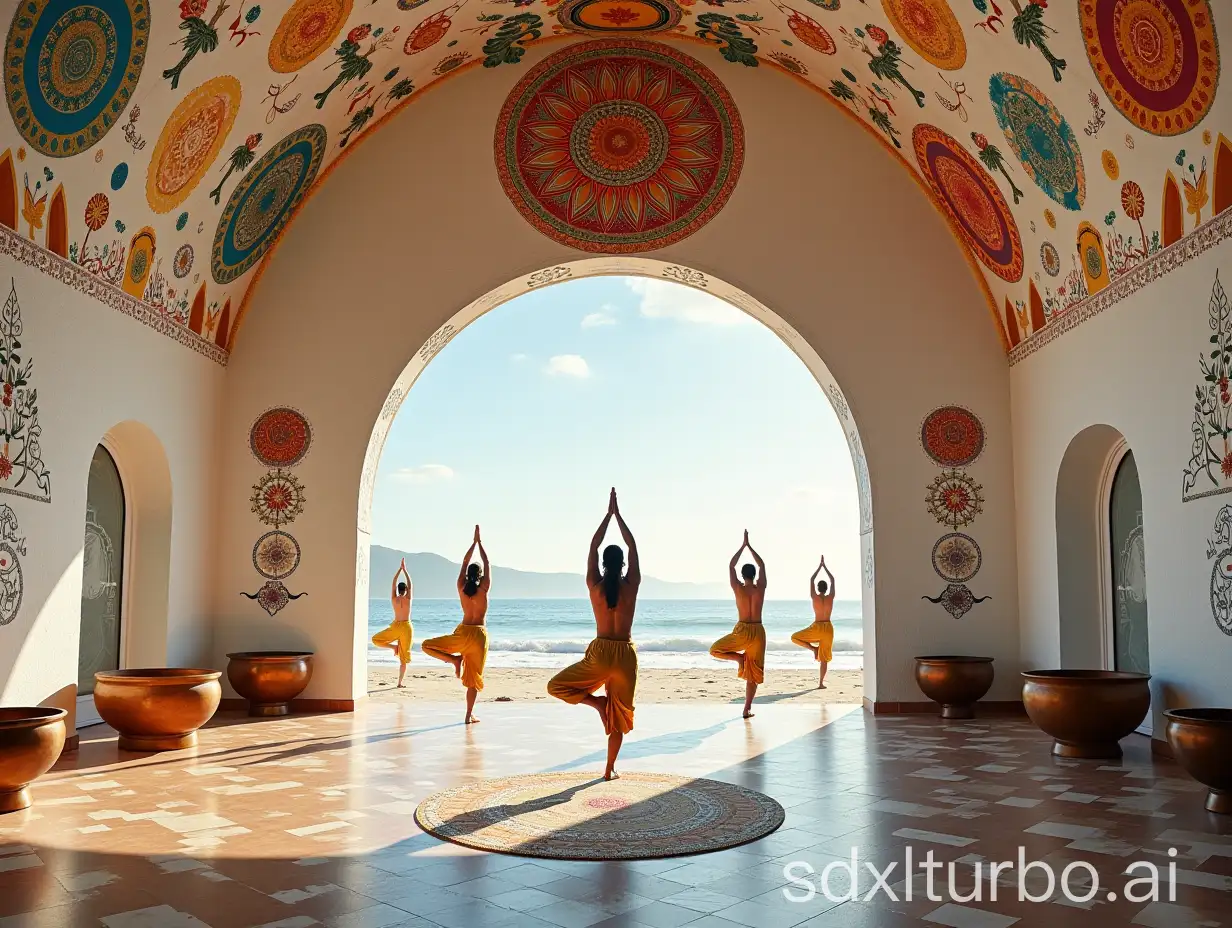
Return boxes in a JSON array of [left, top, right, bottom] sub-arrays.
[[391, 464, 456, 483], [545, 354, 591, 378], [581, 305, 617, 328], [626, 278, 749, 326], [510, 352, 528, 362]]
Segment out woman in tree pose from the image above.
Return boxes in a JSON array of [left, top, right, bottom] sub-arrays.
[[422, 525, 491, 724]]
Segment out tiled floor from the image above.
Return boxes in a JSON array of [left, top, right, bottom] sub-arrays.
[[2, 700, 1230, 927]]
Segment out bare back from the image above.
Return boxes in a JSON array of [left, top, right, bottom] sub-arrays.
[[811, 592, 834, 623], [391, 592, 411, 623], [459, 586, 488, 625], [589, 577, 638, 640], [734, 583, 765, 623]]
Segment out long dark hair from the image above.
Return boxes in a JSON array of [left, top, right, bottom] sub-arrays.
[[601, 545, 624, 608], [463, 563, 482, 597]]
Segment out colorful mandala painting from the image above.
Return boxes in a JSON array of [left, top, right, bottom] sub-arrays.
[[1079, 0, 1220, 137], [241, 579, 306, 616], [495, 40, 744, 253], [779, 5, 837, 56], [923, 582, 989, 619], [1040, 241, 1061, 277], [989, 73, 1086, 211], [925, 469, 984, 528], [556, 0, 684, 34], [250, 469, 307, 528], [880, 0, 966, 71], [269, 0, 355, 74], [250, 406, 312, 467], [931, 532, 982, 582], [212, 124, 327, 284], [921, 405, 985, 467], [145, 76, 241, 214], [253, 530, 301, 580], [172, 244, 194, 278], [913, 124, 1024, 283], [4, 0, 150, 156]]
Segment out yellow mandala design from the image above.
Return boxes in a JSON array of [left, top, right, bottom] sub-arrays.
[[881, 0, 966, 70], [269, 0, 355, 73], [145, 76, 242, 214]]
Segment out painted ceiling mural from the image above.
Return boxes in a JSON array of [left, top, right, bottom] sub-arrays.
[[1, 0, 1229, 364]]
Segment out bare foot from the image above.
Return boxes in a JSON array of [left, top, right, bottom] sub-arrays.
[[735, 655, 746, 676], [743, 709, 755, 719], [451, 656, 462, 679], [604, 769, 620, 781], [466, 715, 481, 724], [590, 695, 609, 718], [819, 684, 827, 690], [396, 684, 406, 689]]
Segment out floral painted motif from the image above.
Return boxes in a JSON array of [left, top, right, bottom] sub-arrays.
[[0, 281, 51, 503], [250, 469, 307, 527], [920, 405, 985, 467], [1183, 273, 1232, 502], [925, 469, 984, 528]]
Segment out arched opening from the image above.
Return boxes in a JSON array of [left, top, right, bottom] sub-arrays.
[[45, 184, 67, 257], [1003, 298, 1020, 349], [0, 149, 15, 230], [76, 445, 126, 728], [1162, 171, 1185, 247], [356, 259, 877, 702], [215, 299, 232, 350], [188, 285, 207, 335], [1028, 279, 1046, 333]]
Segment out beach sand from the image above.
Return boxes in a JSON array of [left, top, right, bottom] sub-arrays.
[[368, 663, 863, 705]]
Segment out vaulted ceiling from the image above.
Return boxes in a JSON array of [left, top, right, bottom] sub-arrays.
[[2, 0, 1227, 359]]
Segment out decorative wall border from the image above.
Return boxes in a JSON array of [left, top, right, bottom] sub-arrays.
[[1009, 208, 1232, 366], [0, 226, 229, 368]]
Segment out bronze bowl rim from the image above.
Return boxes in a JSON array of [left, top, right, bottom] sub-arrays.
[[1164, 708, 1232, 727], [226, 651, 315, 661], [95, 669, 222, 686], [0, 707, 67, 731], [915, 656, 995, 664], [1022, 669, 1151, 683]]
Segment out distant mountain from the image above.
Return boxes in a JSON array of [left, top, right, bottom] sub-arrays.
[[370, 546, 730, 599]]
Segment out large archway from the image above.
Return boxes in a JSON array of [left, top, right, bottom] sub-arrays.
[[356, 259, 877, 698]]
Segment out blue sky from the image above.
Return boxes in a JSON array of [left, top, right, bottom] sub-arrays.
[[372, 276, 860, 598]]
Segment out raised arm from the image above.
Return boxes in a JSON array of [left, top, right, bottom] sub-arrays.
[[458, 540, 477, 590], [821, 557, 835, 600], [392, 560, 410, 599], [810, 560, 823, 601], [588, 510, 613, 587], [748, 543, 767, 589], [729, 541, 745, 589], [478, 538, 491, 592], [614, 510, 640, 586]]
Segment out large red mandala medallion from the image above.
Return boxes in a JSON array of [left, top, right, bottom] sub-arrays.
[[913, 124, 1023, 283], [495, 40, 744, 253], [1079, 0, 1219, 136], [250, 407, 312, 467], [921, 405, 985, 467]]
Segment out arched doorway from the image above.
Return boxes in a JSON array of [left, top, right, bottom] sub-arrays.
[[1106, 447, 1150, 731], [77, 444, 127, 727]]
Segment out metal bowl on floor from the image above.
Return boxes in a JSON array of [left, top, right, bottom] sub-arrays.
[[94, 669, 222, 752], [914, 656, 995, 719], [0, 707, 67, 813], [1021, 670, 1150, 759], [226, 651, 314, 717], [1165, 708, 1232, 814]]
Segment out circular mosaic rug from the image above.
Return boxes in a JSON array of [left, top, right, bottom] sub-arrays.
[[414, 771, 784, 860]]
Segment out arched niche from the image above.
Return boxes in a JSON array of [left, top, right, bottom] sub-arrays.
[[1162, 172, 1185, 247]]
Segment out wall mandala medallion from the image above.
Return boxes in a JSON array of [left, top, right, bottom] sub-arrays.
[[212, 124, 326, 284], [913, 124, 1023, 283], [4, 0, 150, 156], [880, 0, 966, 70], [925, 469, 984, 528], [931, 532, 981, 582], [268, 0, 355, 73], [494, 39, 744, 253], [145, 76, 242, 214], [250, 406, 312, 467], [556, 0, 683, 34], [1040, 241, 1061, 277], [777, 4, 836, 55], [173, 244, 194, 278], [921, 405, 985, 467], [0, 505, 27, 626], [241, 580, 306, 616], [1079, 0, 1219, 137], [250, 470, 307, 528], [923, 582, 989, 619], [253, 530, 301, 580], [989, 73, 1086, 211]]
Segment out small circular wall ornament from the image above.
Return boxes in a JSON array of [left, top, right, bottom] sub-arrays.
[[250, 470, 307, 528], [1040, 241, 1060, 277], [921, 405, 985, 467], [931, 532, 982, 582], [555, 0, 683, 34], [253, 530, 302, 579], [250, 406, 312, 467], [925, 469, 984, 529], [172, 243, 194, 278]]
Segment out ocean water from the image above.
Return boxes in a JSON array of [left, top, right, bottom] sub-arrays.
[[367, 598, 864, 671]]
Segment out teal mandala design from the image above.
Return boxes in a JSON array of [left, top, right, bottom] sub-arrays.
[[988, 72, 1085, 211], [4, 0, 149, 156], [211, 124, 327, 285]]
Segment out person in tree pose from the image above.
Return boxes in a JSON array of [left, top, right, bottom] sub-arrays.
[[422, 525, 490, 724], [547, 489, 640, 780], [371, 560, 413, 688], [792, 556, 836, 689], [710, 530, 767, 719]]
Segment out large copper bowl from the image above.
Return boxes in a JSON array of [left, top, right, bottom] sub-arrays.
[[914, 656, 995, 719], [1022, 670, 1151, 759], [1165, 708, 1232, 814], [94, 669, 222, 752], [226, 652, 314, 717], [0, 707, 67, 813]]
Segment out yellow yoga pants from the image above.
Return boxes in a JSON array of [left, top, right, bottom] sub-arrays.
[[547, 638, 638, 735], [791, 621, 835, 662], [422, 624, 489, 691], [710, 622, 766, 684], [371, 622, 413, 665]]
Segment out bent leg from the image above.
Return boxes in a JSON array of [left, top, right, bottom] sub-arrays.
[[547, 656, 604, 706]]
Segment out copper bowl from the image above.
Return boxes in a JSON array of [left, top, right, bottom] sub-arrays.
[[0, 708, 67, 814], [915, 656, 995, 719], [94, 669, 222, 752], [1022, 670, 1151, 759], [1165, 708, 1232, 814], [226, 652, 314, 717]]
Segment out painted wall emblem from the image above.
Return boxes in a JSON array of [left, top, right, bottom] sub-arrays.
[[988, 73, 1086, 211], [880, 0, 966, 71], [1183, 272, 1232, 501], [251, 469, 306, 527], [920, 405, 984, 467], [145, 75, 242, 213], [931, 532, 981, 582], [269, 0, 355, 73], [250, 406, 312, 467], [0, 504, 26, 625], [0, 281, 51, 503], [1079, 0, 1219, 137], [494, 40, 744, 254], [923, 582, 989, 619], [1207, 504, 1232, 636], [242, 579, 307, 616], [556, 0, 683, 35], [4, 0, 150, 157], [925, 469, 984, 528], [253, 530, 301, 579]]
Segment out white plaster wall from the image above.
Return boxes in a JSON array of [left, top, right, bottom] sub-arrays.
[[219, 44, 1020, 704], [0, 267, 223, 728], [1013, 246, 1232, 729]]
